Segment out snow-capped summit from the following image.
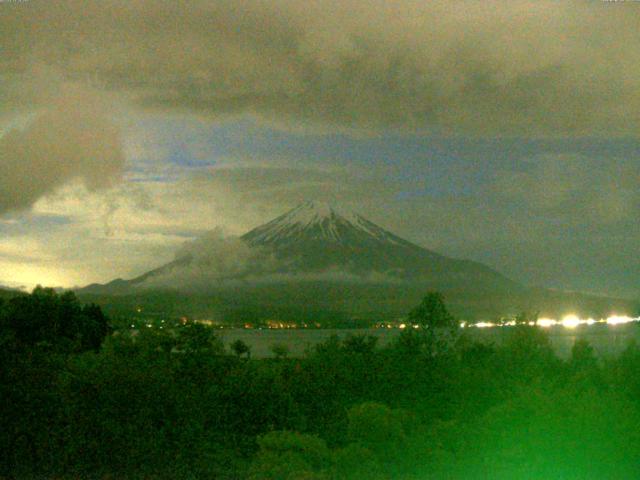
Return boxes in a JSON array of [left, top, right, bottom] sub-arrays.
[[80, 200, 524, 318], [266, 200, 360, 231], [242, 200, 410, 246], [78, 200, 632, 323], [285, 200, 351, 223], [238, 200, 512, 279]]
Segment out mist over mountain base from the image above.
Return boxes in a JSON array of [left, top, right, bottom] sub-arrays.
[[78, 202, 638, 323]]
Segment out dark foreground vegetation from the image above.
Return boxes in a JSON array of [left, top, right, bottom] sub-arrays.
[[2, 289, 640, 479]]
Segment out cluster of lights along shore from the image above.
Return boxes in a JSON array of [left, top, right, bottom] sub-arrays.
[[377, 315, 640, 330], [461, 315, 640, 329], [129, 307, 639, 330]]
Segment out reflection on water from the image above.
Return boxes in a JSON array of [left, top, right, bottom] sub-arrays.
[[220, 323, 640, 359], [471, 323, 640, 359]]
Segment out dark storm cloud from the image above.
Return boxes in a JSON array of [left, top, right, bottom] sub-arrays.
[[491, 154, 640, 227], [181, 162, 398, 217], [2, 0, 640, 136], [379, 151, 640, 298], [0, 85, 125, 214], [1, 0, 638, 298]]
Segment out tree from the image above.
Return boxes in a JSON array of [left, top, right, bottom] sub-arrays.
[[248, 431, 331, 480], [465, 384, 640, 479], [571, 338, 597, 371], [332, 444, 385, 480], [0, 288, 110, 477], [570, 338, 600, 385], [402, 292, 458, 355], [0, 287, 109, 353], [176, 323, 223, 355], [500, 324, 558, 382], [407, 292, 456, 330], [345, 402, 408, 477], [343, 334, 378, 355], [78, 303, 111, 352], [347, 402, 406, 457], [231, 339, 251, 359], [270, 342, 290, 360], [135, 327, 177, 356], [514, 310, 538, 325]]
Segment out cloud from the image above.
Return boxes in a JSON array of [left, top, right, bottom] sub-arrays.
[[2, 0, 640, 136], [138, 226, 408, 290], [0, 84, 125, 214], [174, 228, 278, 275], [491, 154, 640, 227], [138, 228, 278, 289], [392, 152, 639, 299]]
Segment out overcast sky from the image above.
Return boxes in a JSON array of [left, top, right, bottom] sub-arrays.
[[0, 0, 638, 298]]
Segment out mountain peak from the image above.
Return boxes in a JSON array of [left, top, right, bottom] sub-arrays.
[[284, 200, 358, 227], [80, 199, 530, 320], [242, 200, 412, 247], [298, 200, 336, 214]]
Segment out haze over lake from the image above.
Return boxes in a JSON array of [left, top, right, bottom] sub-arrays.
[[221, 323, 640, 359]]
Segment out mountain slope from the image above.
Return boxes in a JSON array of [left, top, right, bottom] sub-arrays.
[[78, 201, 636, 321], [240, 201, 520, 292], [83, 201, 520, 293]]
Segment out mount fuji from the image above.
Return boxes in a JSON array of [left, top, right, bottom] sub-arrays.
[[240, 201, 518, 288], [79, 201, 635, 322]]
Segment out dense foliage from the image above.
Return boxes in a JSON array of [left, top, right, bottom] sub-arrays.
[[2, 289, 640, 479]]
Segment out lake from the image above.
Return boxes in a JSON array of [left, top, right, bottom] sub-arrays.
[[219, 323, 640, 359]]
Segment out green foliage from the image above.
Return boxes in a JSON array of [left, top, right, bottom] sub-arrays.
[[231, 338, 251, 358], [514, 310, 538, 325], [347, 402, 406, 456], [135, 325, 178, 355], [0, 288, 110, 477], [249, 431, 331, 480], [461, 384, 640, 479], [0, 287, 109, 353], [0, 349, 66, 477], [3, 288, 640, 479], [342, 334, 378, 354], [331, 444, 384, 480], [607, 340, 640, 404], [499, 324, 559, 383], [570, 338, 598, 376], [271, 341, 290, 359], [402, 291, 459, 356], [408, 291, 457, 330], [176, 322, 224, 355]]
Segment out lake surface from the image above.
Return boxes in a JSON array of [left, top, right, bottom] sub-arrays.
[[219, 324, 640, 359]]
